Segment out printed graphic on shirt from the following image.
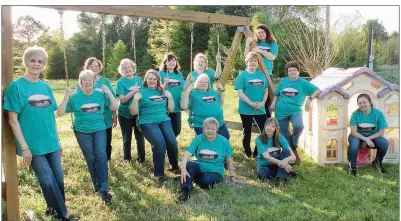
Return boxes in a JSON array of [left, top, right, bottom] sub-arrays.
[[248, 79, 264, 86], [201, 96, 216, 103], [268, 147, 280, 157], [80, 103, 101, 113], [358, 123, 376, 132], [27, 94, 52, 108], [199, 149, 218, 160], [167, 79, 181, 86], [149, 95, 166, 102], [258, 45, 271, 52], [282, 88, 299, 97]]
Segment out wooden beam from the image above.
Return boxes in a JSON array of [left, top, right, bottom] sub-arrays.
[[38, 6, 251, 26], [244, 28, 275, 114], [221, 31, 243, 87], [2, 6, 20, 221]]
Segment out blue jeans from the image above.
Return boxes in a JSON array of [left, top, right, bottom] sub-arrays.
[[257, 148, 291, 180], [31, 150, 68, 219], [169, 112, 182, 137], [278, 113, 304, 147], [182, 162, 223, 190], [140, 120, 178, 176], [74, 130, 109, 193], [348, 135, 389, 168], [118, 115, 145, 161], [193, 123, 230, 140]]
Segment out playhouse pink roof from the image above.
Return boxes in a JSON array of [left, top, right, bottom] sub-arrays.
[[311, 67, 399, 99]]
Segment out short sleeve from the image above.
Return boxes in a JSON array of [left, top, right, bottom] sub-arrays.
[[3, 82, 21, 113], [274, 80, 283, 96], [255, 136, 269, 155], [270, 42, 278, 56], [377, 110, 388, 130], [279, 135, 290, 149], [47, 86, 58, 111], [208, 69, 216, 82], [65, 99, 72, 114], [187, 136, 201, 154], [304, 80, 319, 96], [159, 71, 166, 84], [224, 138, 233, 158], [234, 73, 244, 90], [116, 80, 126, 97], [350, 111, 358, 126], [106, 79, 116, 97]]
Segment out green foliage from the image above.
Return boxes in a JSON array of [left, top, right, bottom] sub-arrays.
[[106, 40, 127, 79], [206, 24, 230, 70]]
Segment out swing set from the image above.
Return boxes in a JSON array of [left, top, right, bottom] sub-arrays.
[[1, 6, 274, 220]]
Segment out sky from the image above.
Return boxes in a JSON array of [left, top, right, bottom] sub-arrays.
[[10, 5, 400, 39]]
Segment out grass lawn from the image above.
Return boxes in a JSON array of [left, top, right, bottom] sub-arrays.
[[6, 81, 400, 221]]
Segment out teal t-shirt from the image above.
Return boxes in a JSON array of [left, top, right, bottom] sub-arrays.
[[234, 70, 269, 115], [116, 76, 143, 119], [77, 75, 116, 128], [135, 87, 170, 125], [187, 69, 216, 88], [66, 90, 109, 133], [3, 77, 60, 156], [256, 134, 290, 168], [187, 134, 233, 177], [274, 77, 319, 120], [187, 89, 224, 128], [257, 41, 278, 75], [159, 70, 185, 113], [350, 107, 388, 137]]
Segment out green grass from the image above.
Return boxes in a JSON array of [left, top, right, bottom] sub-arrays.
[[10, 81, 400, 221]]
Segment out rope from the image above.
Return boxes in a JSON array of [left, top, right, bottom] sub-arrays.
[[190, 22, 194, 73], [131, 17, 137, 63], [166, 19, 171, 53], [101, 15, 107, 75], [58, 9, 74, 129], [216, 24, 220, 54]]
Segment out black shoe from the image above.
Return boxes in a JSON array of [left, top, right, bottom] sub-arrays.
[[99, 191, 112, 203], [124, 159, 132, 164], [178, 187, 191, 202], [372, 158, 386, 173], [136, 157, 145, 164], [168, 166, 181, 175], [275, 177, 286, 190], [59, 215, 80, 221], [45, 207, 56, 217], [244, 152, 251, 159], [348, 162, 356, 176], [288, 171, 298, 178], [156, 176, 165, 187]]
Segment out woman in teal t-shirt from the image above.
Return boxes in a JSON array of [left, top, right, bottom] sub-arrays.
[[348, 93, 389, 176], [181, 73, 230, 140], [270, 61, 321, 164], [178, 117, 244, 202], [3, 46, 78, 220], [116, 58, 145, 163], [129, 69, 179, 186], [77, 57, 117, 161], [58, 70, 119, 203], [235, 51, 269, 158], [255, 118, 297, 189], [185, 53, 222, 90], [159, 53, 185, 137]]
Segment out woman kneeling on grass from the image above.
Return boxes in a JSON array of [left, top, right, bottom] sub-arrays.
[[57, 70, 119, 203], [178, 117, 244, 202], [256, 118, 297, 189]]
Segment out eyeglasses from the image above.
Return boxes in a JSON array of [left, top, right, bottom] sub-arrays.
[[30, 59, 44, 64], [89, 65, 100, 68]]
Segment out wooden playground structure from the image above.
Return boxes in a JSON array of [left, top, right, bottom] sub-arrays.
[[1, 6, 274, 220]]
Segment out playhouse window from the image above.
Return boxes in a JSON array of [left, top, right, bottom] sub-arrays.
[[326, 139, 338, 161], [343, 81, 354, 90], [388, 102, 399, 115], [326, 104, 338, 126]]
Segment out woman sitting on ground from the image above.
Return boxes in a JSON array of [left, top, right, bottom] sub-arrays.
[[58, 70, 118, 203], [129, 69, 179, 186], [348, 93, 388, 176], [181, 73, 230, 140], [256, 118, 297, 189], [178, 117, 243, 202]]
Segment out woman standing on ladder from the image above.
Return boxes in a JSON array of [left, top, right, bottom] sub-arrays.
[[3, 46, 79, 220], [158, 53, 185, 137], [116, 59, 146, 163], [58, 70, 118, 203], [76, 57, 117, 162]]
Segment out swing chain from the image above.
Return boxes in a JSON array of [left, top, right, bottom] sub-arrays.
[[130, 17, 137, 63], [216, 24, 220, 54], [190, 22, 194, 73], [58, 10, 69, 87], [101, 14, 107, 74], [165, 19, 171, 53]]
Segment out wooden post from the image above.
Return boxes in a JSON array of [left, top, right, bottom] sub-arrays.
[[2, 6, 20, 221], [221, 30, 243, 87], [244, 28, 275, 114]]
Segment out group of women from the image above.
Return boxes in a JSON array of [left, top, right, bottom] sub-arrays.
[[3, 24, 390, 219]]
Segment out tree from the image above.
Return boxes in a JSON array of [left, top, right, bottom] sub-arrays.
[[362, 19, 388, 42], [206, 24, 230, 70], [13, 15, 49, 44], [45, 30, 67, 79], [107, 40, 127, 79]]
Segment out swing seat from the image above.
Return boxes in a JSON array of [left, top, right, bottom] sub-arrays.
[[356, 142, 372, 166]]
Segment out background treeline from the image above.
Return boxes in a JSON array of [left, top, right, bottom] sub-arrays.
[[12, 6, 400, 82]]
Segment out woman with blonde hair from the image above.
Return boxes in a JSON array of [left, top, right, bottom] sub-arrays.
[[185, 52, 222, 89], [116, 58, 145, 163], [129, 69, 179, 186]]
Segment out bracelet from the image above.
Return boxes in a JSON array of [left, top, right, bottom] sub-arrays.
[[21, 147, 30, 151], [219, 89, 225, 92]]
